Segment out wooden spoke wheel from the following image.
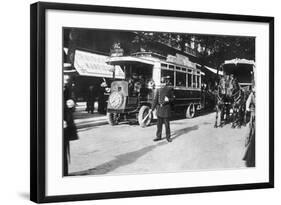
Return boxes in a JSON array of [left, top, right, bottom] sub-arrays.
[[186, 103, 196, 119], [107, 113, 119, 125], [138, 105, 153, 128]]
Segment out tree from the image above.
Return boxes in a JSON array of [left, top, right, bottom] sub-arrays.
[[132, 31, 255, 68], [196, 35, 255, 68]]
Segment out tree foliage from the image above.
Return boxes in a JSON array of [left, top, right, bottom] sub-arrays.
[[132, 31, 255, 68], [196, 35, 255, 68]]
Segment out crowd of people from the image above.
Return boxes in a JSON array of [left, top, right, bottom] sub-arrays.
[[63, 76, 111, 175], [127, 73, 155, 97], [85, 80, 111, 114]]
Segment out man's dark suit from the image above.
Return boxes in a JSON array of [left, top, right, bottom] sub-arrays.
[[152, 85, 175, 142], [63, 85, 78, 176]]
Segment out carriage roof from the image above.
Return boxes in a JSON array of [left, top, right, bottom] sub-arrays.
[[221, 58, 255, 87], [223, 58, 255, 66]]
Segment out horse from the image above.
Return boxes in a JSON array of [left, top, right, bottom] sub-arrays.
[[214, 75, 234, 128], [230, 79, 246, 128], [214, 75, 248, 128], [214, 75, 247, 128]]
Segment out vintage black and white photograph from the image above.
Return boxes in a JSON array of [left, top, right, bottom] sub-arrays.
[[28, 1, 274, 203], [62, 28, 256, 177]]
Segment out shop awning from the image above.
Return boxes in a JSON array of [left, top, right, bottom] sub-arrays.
[[74, 50, 125, 79], [205, 65, 223, 76], [197, 64, 223, 76]]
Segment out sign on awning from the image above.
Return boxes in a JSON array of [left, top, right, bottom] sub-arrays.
[[74, 50, 125, 79], [167, 53, 196, 68]]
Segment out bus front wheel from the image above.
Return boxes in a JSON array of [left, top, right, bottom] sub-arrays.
[[107, 113, 119, 125], [138, 105, 153, 128]]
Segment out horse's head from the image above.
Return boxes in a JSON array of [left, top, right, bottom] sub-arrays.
[[218, 76, 240, 98], [231, 78, 240, 92]]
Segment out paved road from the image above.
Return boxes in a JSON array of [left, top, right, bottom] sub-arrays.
[[69, 112, 248, 176]]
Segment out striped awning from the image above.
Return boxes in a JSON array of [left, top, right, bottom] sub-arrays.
[[74, 50, 125, 79], [204, 65, 223, 76]]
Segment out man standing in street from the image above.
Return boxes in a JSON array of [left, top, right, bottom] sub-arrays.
[[63, 75, 78, 176], [98, 79, 109, 114], [151, 77, 175, 142], [86, 85, 96, 114]]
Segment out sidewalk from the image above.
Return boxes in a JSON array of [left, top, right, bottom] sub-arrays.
[[74, 102, 108, 130]]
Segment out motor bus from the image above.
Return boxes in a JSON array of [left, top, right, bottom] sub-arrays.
[[105, 52, 207, 127]]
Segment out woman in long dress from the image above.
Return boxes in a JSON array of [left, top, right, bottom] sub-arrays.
[[243, 90, 255, 167]]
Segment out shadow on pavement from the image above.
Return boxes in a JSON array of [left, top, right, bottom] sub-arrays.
[[69, 144, 162, 176], [171, 125, 198, 140], [69, 125, 198, 176]]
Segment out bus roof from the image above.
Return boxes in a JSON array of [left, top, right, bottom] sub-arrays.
[[106, 55, 199, 71], [106, 56, 157, 66]]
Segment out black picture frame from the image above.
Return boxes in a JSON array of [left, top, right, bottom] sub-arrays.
[[30, 1, 274, 203]]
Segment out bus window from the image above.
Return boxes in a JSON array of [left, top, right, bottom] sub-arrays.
[[193, 75, 196, 88], [161, 69, 174, 86], [176, 71, 186, 87], [197, 75, 200, 88], [161, 63, 168, 69], [187, 73, 192, 87], [168, 65, 175, 70]]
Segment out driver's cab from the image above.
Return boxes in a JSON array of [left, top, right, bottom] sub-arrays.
[[125, 64, 154, 97], [106, 53, 162, 114]]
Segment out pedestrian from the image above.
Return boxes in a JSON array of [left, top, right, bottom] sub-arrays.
[[87, 85, 96, 114], [151, 76, 175, 142], [63, 76, 79, 176], [243, 88, 255, 167], [98, 80, 108, 114]]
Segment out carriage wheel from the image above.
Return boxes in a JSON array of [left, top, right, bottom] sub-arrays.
[[107, 113, 119, 125], [138, 105, 153, 128], [186, 103, 196, 119]]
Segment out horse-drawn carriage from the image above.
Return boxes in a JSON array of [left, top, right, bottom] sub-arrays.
[[214, 58, 255, 128]]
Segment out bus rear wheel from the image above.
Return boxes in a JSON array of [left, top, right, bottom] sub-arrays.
[[107, 113, 119, 125], [186, 103, 196, 119], [138, 105, 152, 128]]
